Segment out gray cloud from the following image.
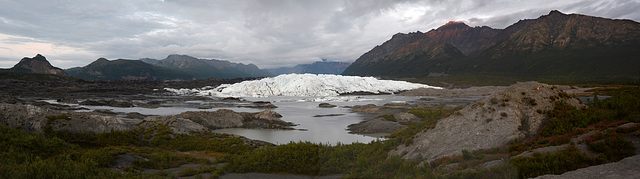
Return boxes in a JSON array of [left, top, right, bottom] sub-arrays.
[[0, 0, 638, 69]]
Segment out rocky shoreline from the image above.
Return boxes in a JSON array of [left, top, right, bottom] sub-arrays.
[[0, 77, 299, 137], [0, 102, 295, 135]]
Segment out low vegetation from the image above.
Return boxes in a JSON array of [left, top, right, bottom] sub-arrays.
[[0, 87, 638, 178]]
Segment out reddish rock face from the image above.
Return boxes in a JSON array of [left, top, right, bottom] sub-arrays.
[[424, 21, 500, 55]]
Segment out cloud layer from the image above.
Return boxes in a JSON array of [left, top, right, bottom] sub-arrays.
[[0, 0, 638, 68]]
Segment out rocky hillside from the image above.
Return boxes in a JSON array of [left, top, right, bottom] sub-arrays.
[[142, 54, 272, 79], [390, 81, 582, 162], [266, 60, 351, 75], [424, 21, 500, 55], [5, 54, 67, 76], [342, 32, 464, 77], [343, 11, 640, 83], [65, 58, 193, 81]]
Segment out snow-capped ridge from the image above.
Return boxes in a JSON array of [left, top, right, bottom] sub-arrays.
[[165, 74, 441, 97]]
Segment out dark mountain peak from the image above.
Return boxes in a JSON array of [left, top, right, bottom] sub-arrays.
[[390, 32, 428, 42], [139, 58, 158, 64], [88, 58, 110, 66], [11, 54, 67, 76], [342, 27, 464, 77], [267, 60, 351, 75], [32, 54, 47, 61], [436, 21, 470, 31], [165, 54, 198, 61], [425, 21, 499, 55], [547, 10, 566, 16], [96, 58, 109, 62]]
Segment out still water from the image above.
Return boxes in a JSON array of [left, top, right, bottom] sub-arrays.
[[46, 95, 477, 145]]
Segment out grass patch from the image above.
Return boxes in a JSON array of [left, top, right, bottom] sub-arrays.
[[379, 114, 396, 122]]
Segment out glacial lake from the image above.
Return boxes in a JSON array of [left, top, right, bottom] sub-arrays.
[[46, 95, 478, 145]]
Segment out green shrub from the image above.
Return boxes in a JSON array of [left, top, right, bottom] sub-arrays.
[[80, 146, 127, 167], [490, 97, 499, 104], [511, 146, 594, 178], [584, 132, 636, 162], [228, 142, 320, 175], [178, 167, 200, 177], [134, 152, 206, 170], [461, 149, 482, 160], [379, 114, 396, 122], [178, 166, 218, 177]]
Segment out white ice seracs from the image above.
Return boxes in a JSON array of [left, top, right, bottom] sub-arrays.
[[165, 73, 441, 97]]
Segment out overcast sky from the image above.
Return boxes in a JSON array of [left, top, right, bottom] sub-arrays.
[[1, 0, 639, 69]]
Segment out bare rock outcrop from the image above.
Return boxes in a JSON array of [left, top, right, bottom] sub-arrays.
[[176, 109, 245, 129], [0, 103, 138, 133], [318, 103, 337, 108], [244, 109, 295, 129], [0, 103, 54, 133], [347, 117, 407, 134], [349, 103, 413, 115], [252, 109, 283, 121], [138, 116, 208, 134], [391, 82, 582, 162], [394, 112, 420, 123], [399, 86, 505, 97], [166, 109, 295, 130], [49, 114, 137, 134], [49, 112, 136, 133]]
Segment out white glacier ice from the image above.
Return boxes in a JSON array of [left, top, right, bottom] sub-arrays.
[[165, 73, 441, 97]]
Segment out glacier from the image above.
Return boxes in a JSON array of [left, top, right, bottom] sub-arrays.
[[165, 73, 441, 97]]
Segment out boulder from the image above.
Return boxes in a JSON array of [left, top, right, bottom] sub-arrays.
[[252, 109, 283, 121], [252, 101, 278, 108], [139, 116, 208, 134], [318, 103, 337, 108], [393, 112, 420, 123], [0, 103, 53, 133], [49, 113, 136, 133], [244, 109, 295, 129], [176, 109, 244, 129], [347, 117, 406, 134]]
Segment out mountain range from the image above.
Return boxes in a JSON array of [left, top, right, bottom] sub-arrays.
[[141, 54, 272, 79], [343, 10, 640, 84], [64, 55, 272, 81], [65, 58, 193, 81], [265, 60, 351, 75], [2, 54, 350, 81]]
